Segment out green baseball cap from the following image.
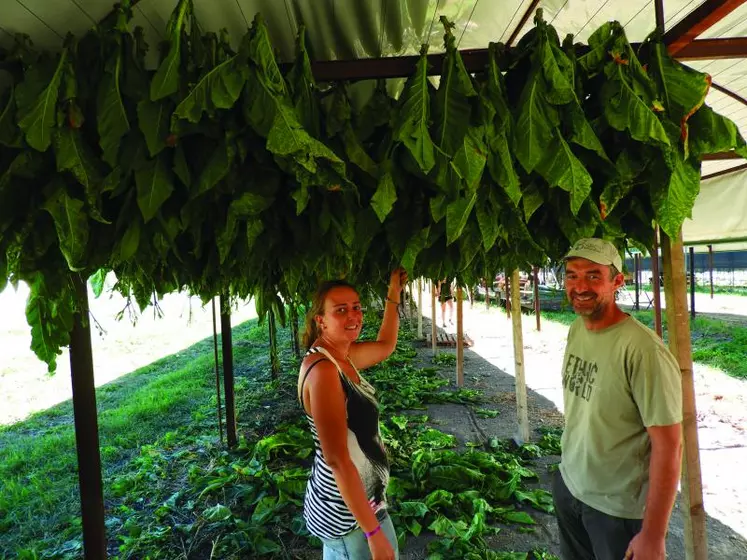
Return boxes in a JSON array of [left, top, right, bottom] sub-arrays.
[[564, 238, 623, 272]]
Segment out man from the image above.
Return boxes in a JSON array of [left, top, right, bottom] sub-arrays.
[[554, 238, 683, 560]]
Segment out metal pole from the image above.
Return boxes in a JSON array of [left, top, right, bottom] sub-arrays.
[[634, 253, 640, 311], [708, 244, 714, 299], [690, 247, 696, 319], [654, 0, 665, 34], [456, 286, 464, 387], [417, 279, 423, 339], [431, 281, 437, 354], [533, 266, 541, 331], [69, 274, 107, 559], [652, 228, 663, 338], [219, 294, 237, 448], [211, 298, 223, 444]]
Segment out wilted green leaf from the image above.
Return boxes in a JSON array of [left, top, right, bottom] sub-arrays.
[[18, 49, 68, 151], [135, 155, 174, 222]]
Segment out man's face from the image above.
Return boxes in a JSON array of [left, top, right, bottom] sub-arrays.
[[564, 258, 624, 319]]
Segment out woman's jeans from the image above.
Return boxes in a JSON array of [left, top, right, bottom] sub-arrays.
[[320, 512, 399, 559]]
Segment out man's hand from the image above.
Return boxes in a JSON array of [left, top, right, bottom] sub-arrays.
[[624, 530, 666, 560]]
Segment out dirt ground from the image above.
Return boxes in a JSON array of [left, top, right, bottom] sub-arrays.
[[412, 287, 747, 559]]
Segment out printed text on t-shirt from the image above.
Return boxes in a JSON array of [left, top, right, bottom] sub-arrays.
[[563, 353, 597, 401]]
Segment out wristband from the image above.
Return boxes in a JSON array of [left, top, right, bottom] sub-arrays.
[[364, 524, 382, 539], [385, 297, 400, 305]]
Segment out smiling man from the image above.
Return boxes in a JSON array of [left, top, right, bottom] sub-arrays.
[[553, 238, 683, 560]]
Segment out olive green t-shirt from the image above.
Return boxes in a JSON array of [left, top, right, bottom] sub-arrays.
[[559, 315, 682, 519]]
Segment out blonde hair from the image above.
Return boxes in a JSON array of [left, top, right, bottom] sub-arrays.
[[302, 280, 358, 350]]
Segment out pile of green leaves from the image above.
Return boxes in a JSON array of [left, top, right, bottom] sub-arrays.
[[1, 1, 745, 372]]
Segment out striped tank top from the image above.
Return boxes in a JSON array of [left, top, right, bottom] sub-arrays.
[[299, 346, 389, 540]]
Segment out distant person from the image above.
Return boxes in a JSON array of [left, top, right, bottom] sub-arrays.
[[298, 268, 407, 560], [435, 280, 454, 327], [554, 238, 683, 560]]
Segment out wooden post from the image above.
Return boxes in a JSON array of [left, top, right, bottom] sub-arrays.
[[484, 278, 490, 309], [69, 274, 107, 559], [652, 228, 663, 339], [510, 270, 530, 443], [431, 281, 437, 355], [219, 294, 237, 448], [690, 247, 696, 319], [417, 278, 423, 339], [634, 253, 640, 311], [533, 266, 541, 331], [456, 286, 464, 387], [661, 231, 708, 560], [708, 244, 714, 299], [211, 298, 223, 444]]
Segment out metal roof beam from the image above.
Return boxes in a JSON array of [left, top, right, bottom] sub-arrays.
[[676, 37, 747, 59], [664, 0, 747, 55]]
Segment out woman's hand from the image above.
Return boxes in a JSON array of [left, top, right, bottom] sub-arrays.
[[367, 530, 395, 560], [388, 267, 408, 297]]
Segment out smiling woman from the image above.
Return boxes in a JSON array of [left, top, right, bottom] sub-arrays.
[[296, 269, 406, 560]]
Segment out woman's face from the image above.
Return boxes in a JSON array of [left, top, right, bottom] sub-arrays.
[[316, 286, 363, 343]]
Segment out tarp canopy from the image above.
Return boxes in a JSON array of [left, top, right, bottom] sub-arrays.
[[684, 167, 747, 244]]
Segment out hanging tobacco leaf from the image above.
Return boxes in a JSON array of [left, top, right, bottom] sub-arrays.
[[42, 179, 90, 271], [17, 49, 68, 152], [135, 154, 174, 222], [98, 45, 130, 167], [150, 0, 192, 101]]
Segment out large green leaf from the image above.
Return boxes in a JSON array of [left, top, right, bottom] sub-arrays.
[[137, 100, 171, 157], [651, 151, 701, 238], [536, 133, 593, 215], [432, 19, 476, 157], [195, 139, 233, 197], [287, 27, 320, 138], [401, 226, 430, 272], [218, 192, 275, 263], [371, 171, 397, 222], [446, 192, 477, 245], [476, 194, 502, 250], [538, 31, 575, 106], [150, 0, 190, 100], [135, 155, 174, 222], [18, 49, 68, 152], [172, 54, 247, 124], [601, 60, 671, 148], [98, 48, 130, 167], [514, 67, 557, 174], [43, 182, 89, 271], [688, 105, 747, 159], [25, 273, 74, 373], [645, 42, 710, 158], [55, 128, 103, 203], [393, 50, 436, 174]]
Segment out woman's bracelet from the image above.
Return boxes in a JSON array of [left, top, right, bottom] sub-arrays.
[[364, 524, 382, 539], [385, 297, 400, 305]]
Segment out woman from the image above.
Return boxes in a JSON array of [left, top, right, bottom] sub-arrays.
[[436, 280, 454, 328], [298, 269, 406, 559]]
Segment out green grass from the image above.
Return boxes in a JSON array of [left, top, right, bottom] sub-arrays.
[[0, 319, 272, 558], [540, 309, 747, 380], [623, 284, 747, 297]]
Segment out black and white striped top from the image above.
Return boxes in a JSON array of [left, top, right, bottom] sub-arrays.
[[299, 346, 389, 540]]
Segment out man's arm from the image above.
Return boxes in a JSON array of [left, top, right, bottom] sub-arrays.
[[626, 423, 682, 559]]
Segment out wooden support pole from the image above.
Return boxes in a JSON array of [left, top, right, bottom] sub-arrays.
[[652, 228, 663, 339], [484, 278, 490, 309], [533, 266, 541, 331], [510, 270, 530, 443], [211, 298, 223, 444], [417, 279, 423, 339], [708, 245, 714, 299], [431, 282, 437, 355], [219, 294, 237, 448], [456, 286, 464, 387], [690, 247, 696, 319], [634, 253, 641, 311], [69, 274, 107, 560], [661, 231, 708, 560]]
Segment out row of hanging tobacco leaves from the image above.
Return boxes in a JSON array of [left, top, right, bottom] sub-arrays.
[[1, 0, 745, 372]]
